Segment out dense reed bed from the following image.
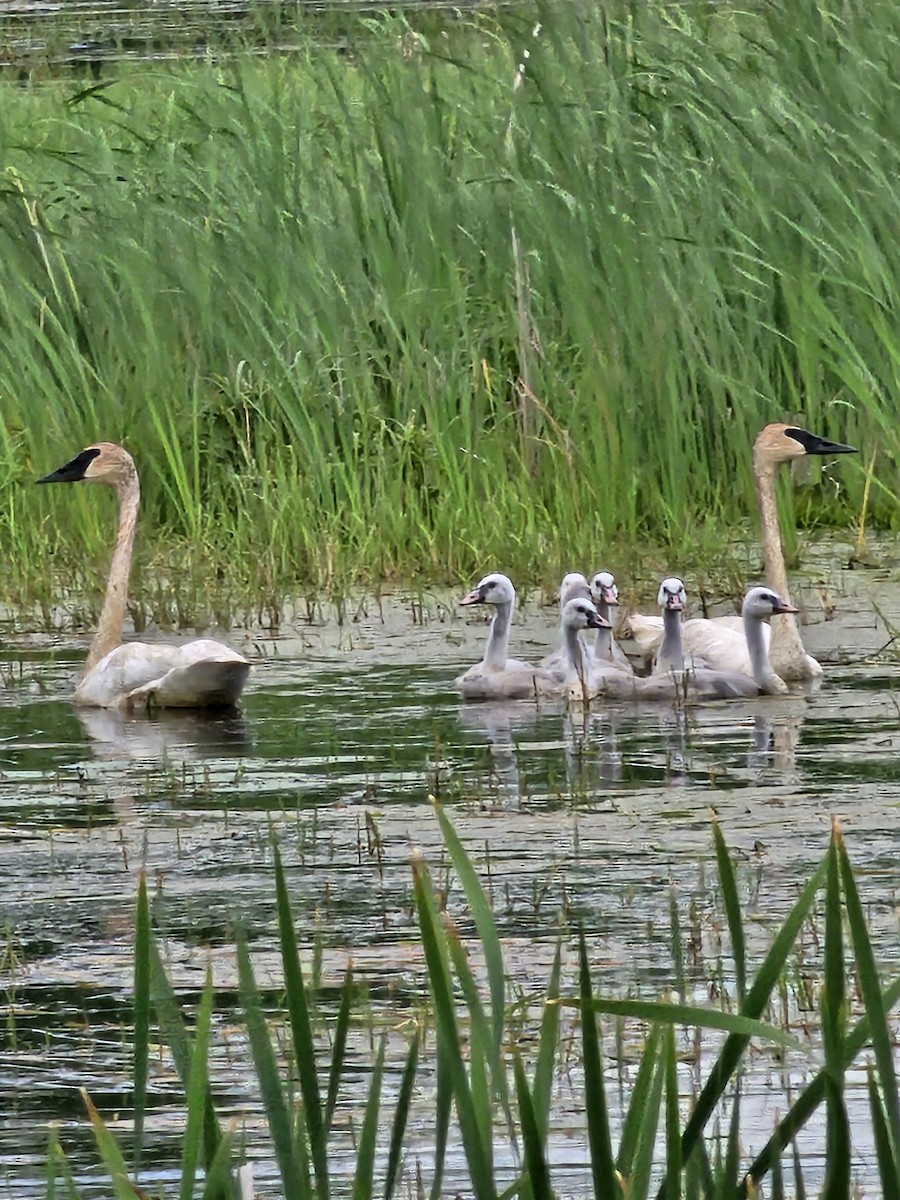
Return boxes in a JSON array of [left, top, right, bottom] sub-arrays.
[[1, 0, 896, 610], [46, 809, 900, 1197]]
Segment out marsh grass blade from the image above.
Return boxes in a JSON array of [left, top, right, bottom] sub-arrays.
[[81, 1088, 146, 1200], [617, 1024, 663, 1179], [429, 1037, 452, 1200], [412, 856, 496, 1200], [578, 929, 620, 1198], [712, 818, 746, 1005], [531, 943, 561, 1147], [324, 964, 353, 1137], [627, 1047, 666, 1200], [866, 1066, 900, 1200], [273, 844, 329, 1196], [663, 1027, 681, 1200], [384, 1028, 420, 1200], [663, 850, 830, 1195], [820, 826, 850, 1199], [132, 872, 151, 1173], [235, 932, 309, 1200], [180, 967, 216, 1200], [512, 1050, 553, 1200], [352, 1034, 386, 1200], [46, 1131, 80, 1200]]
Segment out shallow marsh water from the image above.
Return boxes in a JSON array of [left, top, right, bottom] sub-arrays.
[[1, 543, 900, 1196]]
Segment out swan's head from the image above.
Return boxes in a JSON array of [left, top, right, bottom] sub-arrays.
[[590, 571, 619, 606], [742, 586, 799, 620], [753, 422, 856, 465], [561, 597, 611, 631], [559, 572, 591, 606], [657, 577, 687, 612], [460, 572, 516, 607], [37, 442, 137, 488]]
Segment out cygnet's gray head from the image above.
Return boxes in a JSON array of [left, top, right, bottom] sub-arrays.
[[741, 586, 799, 619], [561, 597, 611, 631], [590, 570, 619, 607], [460, 572, 517, 607], [559, 572, 592, 607], [657, 577, 687, 612]]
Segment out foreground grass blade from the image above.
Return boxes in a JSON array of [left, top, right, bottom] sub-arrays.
[[384, 1028, 420, 1200], [148, 934, 233, 1195], [513, 1050, 553, 1200], [820, 828, 849, 1200], [712, 820, 746, 1005], [740, 975, 900, 1191], [627, 1048, 665, 1200], [412, 855, 496, 1200], [838, 827, 900, 1159], [46, 1130, 80, 1200], [867, 1066, 900, 1200], [324, 963, 353, 1137], [658, 851, 829, 1197], [180, 967, 215, 1200], [429, 1031, 452, 1200], [531, 943, 562, 1147], [273, 844, 329, 1197], [352, 1034, 386, 1200], [236, 932, 308, 1200], [617, 1024, 662, 1179], [132, 873, 151, 1174], [578, 929, 620, 1199], [82, 1089, 148, 1200], [663, 1027, 681, 1200]]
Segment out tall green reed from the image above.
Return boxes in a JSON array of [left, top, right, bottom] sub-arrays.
[[1, 0, 895, 607]]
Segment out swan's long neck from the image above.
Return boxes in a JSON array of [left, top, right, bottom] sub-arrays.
[[85, 473, 139, 675], [656, 607, 684, 672], [743, 611, 786, 695], [565, 623, 586, 682], [483, 600, 512, 671], [753, 452, 810, 679], [594, 599, 613, 660]]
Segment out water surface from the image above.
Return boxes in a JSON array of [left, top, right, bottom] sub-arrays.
[[1, 548, 899, 1195]]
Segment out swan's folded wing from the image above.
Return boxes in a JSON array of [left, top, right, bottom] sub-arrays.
[[75, 639, 249, 709], [127, 659, 251, 710], [680, 621, 770, 677], [626, 615, 664, 656]]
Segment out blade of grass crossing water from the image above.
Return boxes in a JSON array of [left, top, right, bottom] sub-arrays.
[[866, 1066, 900, 1200], [412, 857, 496, 1200], [820, 828, 850, 1200], [513, 1050, 553, 1200], [627, 1046, 665, 1200], [669, 886, 686, 1005], [384, 1028, 420, 1200], [201, 1133, 240, 1200], [132, 872, 151, 1174], [148, 933, 232, 1194], [663, 1027, 681, 1200], [838, 828, 900, 1159], [273, 845, 329, 1198], [46, 1131, 80, 1200], [658, 852, 829, 1198], [324, 963, 353, 1136], [578, 929, 620, 1199], [352, 1034, 386, 1200], [432, 804, 506, 1061], [723, 1077, 741, 1195], [712, 820, 746, 1005], [770, 1135, 784, 1200], [531, 943, 562, 1147], [180, 967, 216, 1200], [740, 975, 900, 1193], [617, 1024, 663, 1178], [81, 1089, 142, 1200], [429, 1035, 452, 1200], [236, 932, 309, 1200]]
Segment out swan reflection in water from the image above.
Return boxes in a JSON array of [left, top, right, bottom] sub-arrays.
[[76, 705, 251, 763], [455, 701, 539, 807]]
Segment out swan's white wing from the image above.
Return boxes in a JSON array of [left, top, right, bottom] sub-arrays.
[[75, 639, 249, 709], [680, 620, 770, 677], [626, 615, 664, 656]]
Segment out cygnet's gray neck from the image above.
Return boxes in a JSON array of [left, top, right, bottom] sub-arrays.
[[656, 607, 685, 672], [483, 600, 513, 670]]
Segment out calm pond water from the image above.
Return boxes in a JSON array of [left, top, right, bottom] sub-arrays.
[[1, 543, 900, 1196]]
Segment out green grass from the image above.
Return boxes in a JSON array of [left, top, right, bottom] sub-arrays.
[[50, 807, 900, 1198], [0, 0, 896, 614]]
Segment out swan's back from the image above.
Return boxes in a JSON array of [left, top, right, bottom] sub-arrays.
[[76, 638, 250, 710]]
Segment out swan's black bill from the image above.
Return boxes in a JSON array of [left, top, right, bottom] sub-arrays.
[[785, 428, 857, 456], [586, 610, 611, 629], [36, 447, 101, 484]]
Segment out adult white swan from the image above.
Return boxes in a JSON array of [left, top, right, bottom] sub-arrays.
[[38, 443, 250, 710], [627, 422, 856, 680]]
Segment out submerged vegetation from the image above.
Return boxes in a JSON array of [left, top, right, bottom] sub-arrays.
[[0, 0, 897, 612], [40, 807, 900, 1197]]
